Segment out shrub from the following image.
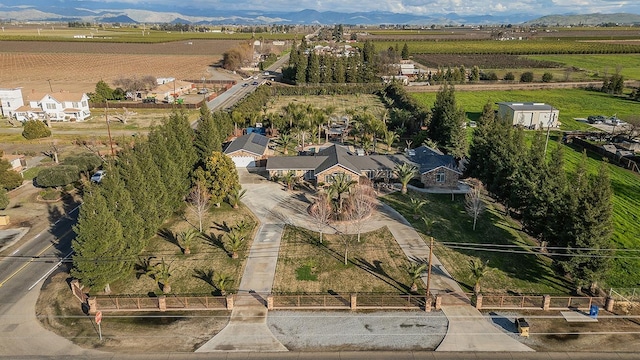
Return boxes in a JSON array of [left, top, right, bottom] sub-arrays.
[[22, 120, 52, 140], [504, 72, 515, 81], [542, 72, 553, 83], [39, 188, 61, 200], [36, 165, 80, 188], [63, 153, 102, 174], [0, 188, 8, 210], [520, 71, 534, 83]]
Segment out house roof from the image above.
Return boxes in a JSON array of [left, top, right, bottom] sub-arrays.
[[497, 102, 556, 112], [407, 146, 460, 174], [25, 91, 87, 103], [224, 133, 269, 157], [266, 144, 459, 177]]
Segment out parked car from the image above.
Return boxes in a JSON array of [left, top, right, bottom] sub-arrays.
[[91, 170, 105, 183], [241, 83, 249, 87], [587, 115, 606, 124], [251, 81, 259, 86], [197, 88, 208, 94]]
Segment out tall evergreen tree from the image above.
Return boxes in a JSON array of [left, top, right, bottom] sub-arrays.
[[195, 152, 239, 207], [401, 43, 410, 60], [101, 163, 146, 258], [540, 141, 569, 248], [333, 57, 346, 83], [295, 51, 308, 84], [289, 39, 299, 67], [72, 187, 128, 292], [194, 103, 222, 164], [429, 83, 467, 158], [320, 55, 333, 83], [346, 55, 358, 83], [307, 51, 320, 84]]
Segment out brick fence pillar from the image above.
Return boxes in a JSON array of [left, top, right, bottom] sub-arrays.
[[350, 294, 357, 310], [542, 295, 551, 311], [87, 297, 97, 314], [434, 294, 442, 310], [267, 295, 274, 310], [474, 294, 483, 310], [226, 294, 234, 310], [158, 296, 166, 312], [424, 295, 432, 312], [605, 297, 615, 312]]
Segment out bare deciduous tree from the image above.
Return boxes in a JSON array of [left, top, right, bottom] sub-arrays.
[[114, 107, 136, 124], [465, 178, 486, 231], [187, 181, 210, 233], [309, 192, 332, 244], [346, 183, 377, 242]]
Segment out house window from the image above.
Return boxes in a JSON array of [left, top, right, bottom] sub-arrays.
[[435, 170, 446, 183], [73, 102, 80, 108], [46, 103, 56, 110], [82, 101, 88, 107], [324, 175, 332, 183]]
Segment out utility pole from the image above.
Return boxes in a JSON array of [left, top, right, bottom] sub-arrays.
[[105, 102, 115, 157], [544, 106, 554, 158], [425, 236, 434, 299], [47, 79, 53, 92]]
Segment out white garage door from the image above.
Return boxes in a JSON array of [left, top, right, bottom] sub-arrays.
[[232, 156, 255, 168]]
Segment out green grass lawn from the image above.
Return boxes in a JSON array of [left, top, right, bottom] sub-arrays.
[[526, 54, 640, 80], [383, 192, 573, 295], [411, 88, 640, 131]]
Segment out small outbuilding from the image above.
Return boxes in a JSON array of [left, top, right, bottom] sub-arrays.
[[497, 102, 559, 130]]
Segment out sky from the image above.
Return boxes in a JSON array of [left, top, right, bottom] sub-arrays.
[[91, 0, 640, 15], [2, 0, 640, 16]]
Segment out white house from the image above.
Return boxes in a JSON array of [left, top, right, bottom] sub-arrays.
[[14, 91, 91, 122], [497, 102, 559, 130], [0, 88, 25, 118]]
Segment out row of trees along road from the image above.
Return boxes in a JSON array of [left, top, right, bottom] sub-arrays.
[[72, 105, 239, 293], [466, 104, 614, 293]]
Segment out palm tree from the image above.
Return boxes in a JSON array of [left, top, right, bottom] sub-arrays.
[[282, 171, 299, 191], [179, 228, 198, 255], [409, 198, 427, 219], [361, 135, 373, 155], [227, 187, 246, 209], [421, 216, 437, 235], [278, 133, 293, 155], [328, 173, 357, 213], [214, 272, 234, 296], [147, 258, 172, 293], [407, 262, 427, 292], [225, 231, 244, 259], [469, 258, 491, 294], [394, 163, 417, 194], [383, 130, 399, 153], [233, 219, 251, 237]]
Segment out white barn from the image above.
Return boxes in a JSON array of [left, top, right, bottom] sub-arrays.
[[497, 102, 559, 130]]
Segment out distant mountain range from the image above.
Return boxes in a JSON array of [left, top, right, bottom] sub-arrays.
[[1, 2, 640, 26]]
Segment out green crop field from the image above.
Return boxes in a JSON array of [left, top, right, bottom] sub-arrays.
[[411, 88, 640, 131], [526, 54, 640, 80], [372, 39, 640, 55], [0, 27, 296, 43]]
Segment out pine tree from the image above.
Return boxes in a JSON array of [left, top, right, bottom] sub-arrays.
[[194, 103, 222, 165], [346, 55, 358, 83], [101, 162, 146, 257], [401, 43, 410, 60], [429, 82, 467, 158], [540, 141, 569, 248], [289, 39, 299, 67], [295, 52, 308, 84], [72, 187, 129, 292], [320, 55, 333, 83], [333, 57, 346, 83], [307, 51, 320, 84]]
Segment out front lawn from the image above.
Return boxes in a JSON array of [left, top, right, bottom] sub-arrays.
[[383, 192, 574, 295]]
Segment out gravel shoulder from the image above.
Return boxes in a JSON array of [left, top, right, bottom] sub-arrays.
[[267, 310, 447, 351]]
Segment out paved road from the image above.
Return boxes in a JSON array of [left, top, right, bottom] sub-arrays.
[[0, 207, 101, 357]]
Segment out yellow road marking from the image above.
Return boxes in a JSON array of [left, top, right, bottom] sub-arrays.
[[0, 228, 73, 288]]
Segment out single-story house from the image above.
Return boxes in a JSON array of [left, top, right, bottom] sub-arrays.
[[266, 144, 461, 188], [497, 102, 559, 129], [14, 91, 91, 122], [223, 132, 271, 168], [0, 88, 25, 118]]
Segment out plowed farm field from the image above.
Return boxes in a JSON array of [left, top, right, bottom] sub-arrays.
[[0, 40, 240, 93]]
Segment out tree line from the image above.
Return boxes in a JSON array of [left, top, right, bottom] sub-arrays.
[[72, 106, 239, 292], [467, 105, 614, 293]]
